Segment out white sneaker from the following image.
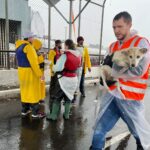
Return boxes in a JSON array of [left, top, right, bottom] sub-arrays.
[[31, 113, 45, 119], [31, 114, 39, 118], [21, 110, 31, 116]]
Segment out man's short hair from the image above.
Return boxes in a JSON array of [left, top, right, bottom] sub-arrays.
[[55, 40, 62, 45], [24, 38, 28, 41], [77, 36, 84, 43], [113, 11, 132, 23]]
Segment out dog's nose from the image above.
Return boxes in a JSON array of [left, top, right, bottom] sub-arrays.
[[131, 64, 135, 67]]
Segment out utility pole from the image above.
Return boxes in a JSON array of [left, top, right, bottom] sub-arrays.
[[48, 5, 51, 50], [99, 0, 107, 62], [78, 0, 82, 37], [65, 26, 67, 40], [5, 0, 10, 69], [69, 0, 73, 39]]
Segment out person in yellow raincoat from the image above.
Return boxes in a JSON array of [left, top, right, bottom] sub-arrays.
[[32, 39, 46, 103], [15, 32, 45, 119], [48, 40, 62, 111]]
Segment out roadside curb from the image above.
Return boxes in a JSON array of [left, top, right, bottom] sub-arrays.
[[0, 85, 50, 99], [0, 79, 99, 100]]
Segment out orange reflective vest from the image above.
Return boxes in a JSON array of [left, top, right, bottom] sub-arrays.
[[109, 35, 149, 101]]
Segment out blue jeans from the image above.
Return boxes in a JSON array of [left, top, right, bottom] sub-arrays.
[[91, 95, 142, 150]]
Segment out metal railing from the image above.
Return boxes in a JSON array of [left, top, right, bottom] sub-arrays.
[[0, 51, 17, 69], [90, 54, 104, 66], [0, 51, 104, 69]]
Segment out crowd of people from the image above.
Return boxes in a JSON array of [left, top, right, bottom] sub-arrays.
[[15, 34, 91, 120], [15, 11, 150, 150]]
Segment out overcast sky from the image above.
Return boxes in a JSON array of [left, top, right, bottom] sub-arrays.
[[29, 0, 150, 47]]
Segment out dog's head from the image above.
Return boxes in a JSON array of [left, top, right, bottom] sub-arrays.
[[121, 47, 147, 67]]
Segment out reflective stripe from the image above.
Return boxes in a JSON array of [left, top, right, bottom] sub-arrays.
[[121, 79, 147, 84], [130, 36, 140, 48], [120, 84, 146, 94]]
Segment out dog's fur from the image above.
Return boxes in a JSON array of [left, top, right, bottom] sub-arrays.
[[100, 47, 147, 99], [113, 47, 147, 68]]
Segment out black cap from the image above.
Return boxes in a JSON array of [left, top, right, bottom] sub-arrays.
[[55, 40, 62, 45]]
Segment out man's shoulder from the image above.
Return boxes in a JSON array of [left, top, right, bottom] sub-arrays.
[[83, 46, 89, 53], [138, 36, 149, 42], [23, 43, 34, 53], [109, 41, 118, 51], [83, 45, 88, 49], [49, 49, 56, 54], [137, 36, 150, 48]]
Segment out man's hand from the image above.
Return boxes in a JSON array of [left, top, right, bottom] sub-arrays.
[[41, 76, 45, 81], [88, 68, 91, 72], [60, 50, 65, 54]]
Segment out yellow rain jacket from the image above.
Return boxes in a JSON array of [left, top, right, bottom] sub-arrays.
[[48, 49, 57, 77], [83, 46, 91, 74], [32, 39, 46, 100], [16, 40, 42, 104]]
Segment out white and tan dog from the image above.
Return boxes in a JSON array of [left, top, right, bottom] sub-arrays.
[[100, 47, 147, 98]]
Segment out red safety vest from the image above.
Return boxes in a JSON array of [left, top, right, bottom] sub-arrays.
[[63, 51, 81, 77], [109, 35, 149, 101]]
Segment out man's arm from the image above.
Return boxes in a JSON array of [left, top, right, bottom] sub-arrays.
[[48, 50, 55, 67], [84, 47, 91, 71], [112, 38, 150, 79], [53, 54, 67, 73], [25, 45, 42, 77]]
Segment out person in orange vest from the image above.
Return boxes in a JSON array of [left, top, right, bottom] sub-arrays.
[[90, 12, 150, 150]]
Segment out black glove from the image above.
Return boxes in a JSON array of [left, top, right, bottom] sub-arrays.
[[99, 77, 117, 86], [39, 62, 44, 69]]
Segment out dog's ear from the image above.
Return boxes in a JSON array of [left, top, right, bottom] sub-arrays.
[[121, 50, 129, 55], [139, 48, 147, 54]]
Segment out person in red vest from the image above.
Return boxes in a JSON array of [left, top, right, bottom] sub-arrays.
[[90, 12, 150, 150], [46, 39, 81, 120]]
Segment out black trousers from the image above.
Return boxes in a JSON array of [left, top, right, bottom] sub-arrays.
[[49, 74, 58, 110], [22, 103, 39, 115], [79, 69, 85, 95], [49, 74, 70, 111]]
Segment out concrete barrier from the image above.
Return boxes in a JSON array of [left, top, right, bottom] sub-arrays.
[[0, 67, 100, 100], [0, 69, 50, 88]]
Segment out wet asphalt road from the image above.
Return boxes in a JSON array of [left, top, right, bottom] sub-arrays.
[[0, 85, 150, 150]]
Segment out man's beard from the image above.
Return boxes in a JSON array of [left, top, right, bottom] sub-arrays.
[[117, 34, 126, 41]]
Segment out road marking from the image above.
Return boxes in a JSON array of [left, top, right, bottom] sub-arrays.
[[105, 131, 130, 148]]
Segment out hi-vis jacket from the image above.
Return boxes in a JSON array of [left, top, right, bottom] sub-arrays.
[[109, 35, 150, 101], [16, 40, 42, 103], [48, 49, 61, 76], [32, 39, 46, 100]]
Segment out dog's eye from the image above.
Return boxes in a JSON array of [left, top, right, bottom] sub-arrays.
[[129, 56, 132, 58], [137, 56, 140, 59]]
